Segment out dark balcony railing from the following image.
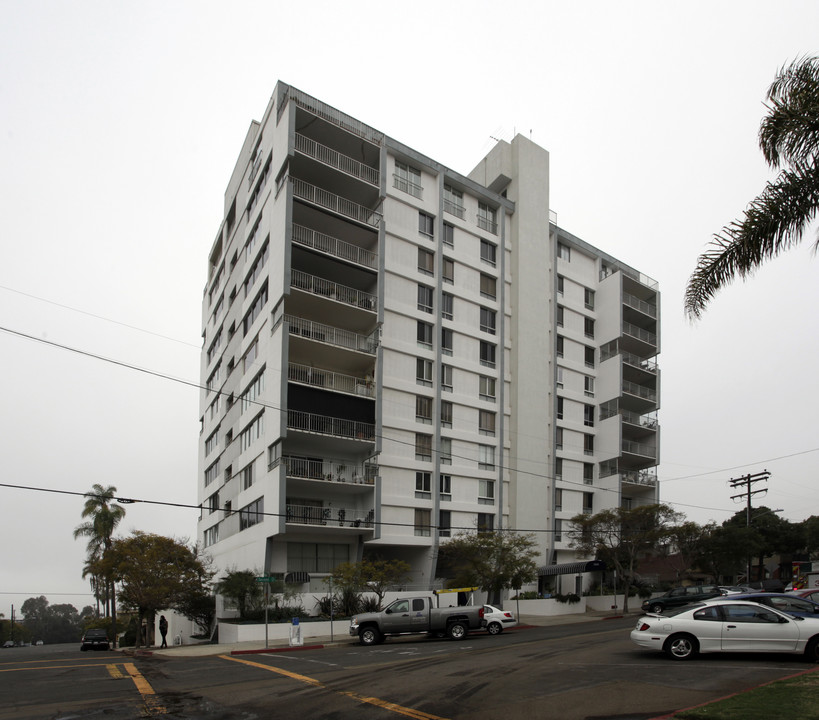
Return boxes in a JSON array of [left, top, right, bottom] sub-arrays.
[[287, 409, 375, 441], [286, 504, 375, 528]]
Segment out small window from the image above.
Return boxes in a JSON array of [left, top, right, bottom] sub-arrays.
[[585, 346, 595, 368], [479, 444, 495, 470], [555, 457, 563, 480], [441, 401, 453, 428], [419, 211, 434, 238], [418, 284, 434, 313], [584, 376, 595, 397], [417, 321, 433, 348], [584, 317, 595, 339], [440, 437, 452, 465], [582, 491, 593, 514], [418, 248, 434, 276], [442, 292, 454, 320], [415, 433, 432, 461], [554, 518, 562, 542], [442, 327, 453, 356], [557, 275, 564, 295], [480, 273, 496, 299], [479, 410, 496, 436], [394, 161, 422, 198], [556, 305, 564, 327], [556, 397, 564, 420], [555, 427, 563, 450], [555, 488, 563, 511], [477, 202, 497, 235], [440, 474, 452, 498], [585, 288, 595, 309], [556, 335, 564, 358], [480, 238, 497, 266], [480, 341, 496, 368], [416, 358, 433, 386], [416, 395, 433, 424], [444, 184, 465, 218], [480, 307, 496, 335], [479, 375, 496, 402], [443, 222, 454, 247], [441, 364, 453, 392], [478, 479, 495, 502], [443, 257, 454, 284], [584, 434, 594, 455], [477, 512, 494, 533], [584, 404, 595, 427], [557, 242, 571, 261], [584, 462, 594, 484], [414, 508, 431, 537], [556, 366, 563, 387], [439, 510, 451, 538], [415, 471, 431, 493]]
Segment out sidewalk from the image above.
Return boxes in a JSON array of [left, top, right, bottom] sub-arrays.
[[134, 608, 636, 658]]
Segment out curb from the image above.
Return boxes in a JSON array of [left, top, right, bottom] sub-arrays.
[[231, 644, 326, 655]]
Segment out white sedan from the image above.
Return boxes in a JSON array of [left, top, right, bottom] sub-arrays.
[[630, 599, 819, 661], [482, 605, 517, 634]]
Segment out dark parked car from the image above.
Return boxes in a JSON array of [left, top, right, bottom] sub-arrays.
[[80, 628, 110, 651], [641, 584, 725, 614], [708, 593, 819, 619]]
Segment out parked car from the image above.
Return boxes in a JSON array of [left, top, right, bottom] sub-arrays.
[[630, 599, 819, 661], [719, 585, 754, 595], [641, 585, 725, 614], [707, 593, 819, 619], [80, 628, 110, 651], [2, 640, 14, 648], [789, 588, 819, 603], [482, 605, 517, 634]]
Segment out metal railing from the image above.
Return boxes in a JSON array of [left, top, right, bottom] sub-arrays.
[[295, 133, 379, 186], [600, 264, 659, 290], [443, 198, 465, 219], [287, 409, 375, 441], [284, 314, 378, 354], [288, 362, 374, 398], [279, 87, 385, 145], [291, 177, 382, 227], [281, 454, 377, 484], [622, 439, 657, 458], [622, 380, 657, 402], [477, 215, 498, 235], [622, 352, 658, 373], [621, 470, 658, 487], [623, 292, 657, 318], [292, 223, 377, 269], [623, 321, 657, 347], [286, 504, 376, 528], [290, 269, 377, 312], [621, 410, 659, 429], [393, 174, 423, 198]]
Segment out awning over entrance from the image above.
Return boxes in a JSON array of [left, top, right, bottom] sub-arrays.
[[538, 560, 605, 576]]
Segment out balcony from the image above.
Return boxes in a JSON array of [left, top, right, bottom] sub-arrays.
[[621, 439, 657, 460], [393, 174, 423, 199], [287, 409, 375, 441], [623, 352, 657, 374], [477, 215, 498, 235], [624, 292, 657, 318], [444, 198, 465, 219], [288, 362, 374, 398], [292, 223, 377, 270], [285, 315, 378, 355], [290, 177, 382, 228], [290, 268, 377, 312], [623, 321, 657, 348], [286, 504, 375, 528], [622, 380, 657, 404], [295, 132, 379, 187], [280, 455, 377, 484], [621, 470, 658, 487], [621, 410, 658, 430]]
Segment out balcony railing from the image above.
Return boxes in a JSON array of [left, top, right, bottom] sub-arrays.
[[621, 470, 658, 487], [621, 410, 658, 429], [622, 352, 657, 373], [393, 174, 423, 198], [290, 269, 377, 311], [287, 409, 375, 441], [443, 198, 465, 219], [624, 293, 657, 318], [284, 314, 378, 354], [295, 133, 379, 186], [281, 454, 378, 484], [286, 504, 375, 528], [288, 362, 374, 398], [292, 224, 377, 269], [600, 263, 659, 290], [623, 321, 657, 347], [622, 439, 657, 458], [291, 177, 382, 227], [622, 380, 657, 403], [477, 215, 498, 235]]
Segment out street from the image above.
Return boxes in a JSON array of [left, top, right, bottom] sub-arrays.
[[1, 619, 815, 719]]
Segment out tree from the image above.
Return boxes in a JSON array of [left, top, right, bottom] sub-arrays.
[[685, 55, 819, 318], [436, 530, 539, 606], [20, 597, 86, 644], [330, 558, 411, 610], [214, 569, 264, 620], [96, 532, 213, 648], [568, 504, 682, 612]]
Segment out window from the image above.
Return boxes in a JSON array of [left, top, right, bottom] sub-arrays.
[[203, 525, 219, 547], [477, 513, 494, 533], [479, 410, 496, 436], [444, 184, 465, 218], [244, 240, 269, 298], [207, 491, 219, 514], [242, 337, 259, 373], [478, 479, 495, 502], [557, 397, 564, 420], [440, 437, 452, 465], [557, 242, 571, 261], [584, 317, 595, 339], [204, 459, 220, 487], [584, 375, 595, 397], [441, 292, 453, 320], [583, 492, 593, 515], [243, 282, 269, 336], [241, 369, 265, 413], [239, 497, 264, 530], [207, 329, 223, 364], [417, 320, 433, 348], [584, 404, 595, 427], [416, 358, 433, 387], [479, 444, 495, 470], [239, 413, 264, 452], [585, 346, 595, 368], [205, 428, 219, 456], [443, 222, 454, 247], [554, 518, 562, 542], [557, 275, 564, 295], [441, 401, 453, 428], [441, 327, 453, 355], [480, 307, 496, 335], [287, 542, 349, 573], [394, 160, 422, 197], [584, 433, 594, 455], [243, 461, 254, 490], [415, 471, 431, 495], [480, 273, 496, 299], [418, 248, 434, 275], [417, 284, 434, 313], [416, 395, 433, 424], [556, 305, 564, 327], [556, 366, 563, 387], [556, 427, 563, 449], [442, 257, 454, 284], [418, 211, 434, 238], [585, 288, 595, 309], [439, 510, 451, 538], [209, 395, 220, 419], [414, 509, 431, 537], [441, 364, 453, 392], [207, 362, 221, 394], [480, 341, 496, 368], [440, 474, 452, 499], [480, 239, 497, 266], [415, 433, 432, 461], [555, 488, 563, 511], [555, 457, 562, 480], [584, 463, 594, 485], [479, 375, 496, 402], [556, 335, 564, 358], [477, 202, 497, 234]]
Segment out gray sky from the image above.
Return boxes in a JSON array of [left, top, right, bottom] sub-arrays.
[[2, 0, 819, 615]]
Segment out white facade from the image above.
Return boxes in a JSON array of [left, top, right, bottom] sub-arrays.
[[197, 84, 660, 593]]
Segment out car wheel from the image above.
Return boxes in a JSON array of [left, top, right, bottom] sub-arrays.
[[664, 633, 699, 660], [486, 622, 503, 635], [448, 621, 468, 640], [805, 637, 819, 662], [358, 627, 382, 646], [649, 603, 664, 614], [81, 647, 88, 652]]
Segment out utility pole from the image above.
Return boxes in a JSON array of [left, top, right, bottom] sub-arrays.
[[729, 470, 771, 582]]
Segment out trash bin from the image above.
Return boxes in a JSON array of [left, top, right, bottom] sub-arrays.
[[289, 617, 303, 647]]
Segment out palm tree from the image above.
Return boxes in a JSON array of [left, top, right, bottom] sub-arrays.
[[74, 484, 125, 640], [685, 56, 819, 319]]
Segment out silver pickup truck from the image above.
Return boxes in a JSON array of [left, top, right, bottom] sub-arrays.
[[350, 596, 485, 645]]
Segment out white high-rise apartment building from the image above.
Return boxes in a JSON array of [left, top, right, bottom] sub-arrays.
[[197, 83, 660, 593]]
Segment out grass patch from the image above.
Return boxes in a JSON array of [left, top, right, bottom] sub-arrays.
[[676, 667, 819, 719]]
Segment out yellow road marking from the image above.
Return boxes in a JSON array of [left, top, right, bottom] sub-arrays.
[[0, 663, 120, 673], [107, 663, 126, 679], [221, 654, 449, 720], [123, 662, 166, 715]]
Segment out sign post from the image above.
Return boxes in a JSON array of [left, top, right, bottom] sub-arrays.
[[255, 576, 274, 649]]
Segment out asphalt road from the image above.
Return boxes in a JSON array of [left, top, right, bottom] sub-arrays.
[[1, 619, 816, 720]]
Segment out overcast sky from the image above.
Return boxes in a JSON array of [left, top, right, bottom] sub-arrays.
[[2, 0, 819, 615]]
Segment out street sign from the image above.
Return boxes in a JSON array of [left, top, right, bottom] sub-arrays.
[[255, 576, 274, 583]]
